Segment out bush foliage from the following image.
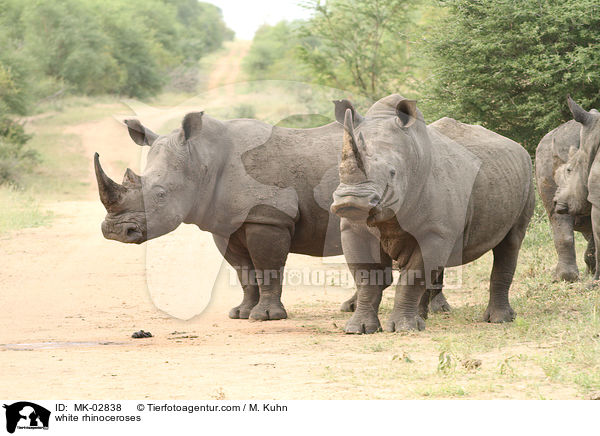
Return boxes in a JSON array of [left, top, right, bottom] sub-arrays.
[[296, 0, 414, 100], [0, 0, 232, 105], [0, 0, 232, 185], [419, 0, 600, 151], [0, 117, 38, 186], [244, 0, 600, 153], [242, 21, 310, 82]]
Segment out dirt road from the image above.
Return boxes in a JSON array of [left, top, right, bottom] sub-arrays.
[[206, 40, 251, 96]]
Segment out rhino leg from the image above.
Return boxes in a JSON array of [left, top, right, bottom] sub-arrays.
[[418, 268, 449, 319], [229, 264, 259, 319], [588, 207, 600, 287], [482, 228, 525, 323], [244, 223, 291, 321], [215, 233, 260, 319], [429, 289, 451, 313], [386, 272, 427, 332], [550, 213, 580, 282], [344, 260, 392, 334], [583, 232, 596, 275], [340, 292, 357, 312], [341, 222, 393, 334]]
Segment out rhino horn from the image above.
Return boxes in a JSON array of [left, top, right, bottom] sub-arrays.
[[94, 152, 126, 210], [123, 167, 142, 187], [340, 108, 367, 184], [567, 96, 591, 126]]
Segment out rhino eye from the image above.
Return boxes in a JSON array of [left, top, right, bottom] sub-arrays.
[[153, 187, 166, 201], [566, 168, 572, 173], [390, 169, 396, 178]]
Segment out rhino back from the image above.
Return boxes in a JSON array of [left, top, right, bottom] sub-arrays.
[[429, 117, 531, 189], [238, 122, 344, 255], [429, 117, 533, 263]]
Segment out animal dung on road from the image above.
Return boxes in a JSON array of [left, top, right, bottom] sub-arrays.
[[131, 330, 153, 339]]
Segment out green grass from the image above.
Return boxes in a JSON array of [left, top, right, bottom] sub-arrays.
[[292, 192, 600, 398], [0, 186, 53, 234]]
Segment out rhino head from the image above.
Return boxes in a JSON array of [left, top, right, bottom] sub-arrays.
[[330, 95, 423, 226], [95, 112, 214, 243], [554, 97, 600, 216]]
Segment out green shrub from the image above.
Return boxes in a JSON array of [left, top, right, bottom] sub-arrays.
[[420, 0, 600, 152], [0, 117, 39, 186], [243, 21, 309, 82], [0, 0, 233, 100]]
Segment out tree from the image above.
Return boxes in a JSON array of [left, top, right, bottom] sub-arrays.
[[243, 21, 309, 81], [166, 0, 234, 62], [419, 0, 600, 152], [0, 0, 233, 101], [297, 0, 415, 100]]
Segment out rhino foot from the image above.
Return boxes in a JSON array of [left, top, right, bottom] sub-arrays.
[[249, 302, 287, 321], [553, 263, 579, 282], [340, 296, 356, 312], [228, 304, 256, 319], [585, 279, 600, 290], [429, 292, 451, 313], [585, 257, 596, 276], [384, 313, 425, 332], [344, 310, 381, 334], [482, 305, 515, 323]]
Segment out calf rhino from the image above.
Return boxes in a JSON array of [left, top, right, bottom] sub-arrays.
[[535, 98, 596, 282], [331, 94, 534, 333], [553, 97, 600, 282], [94, 103, 450, 323]]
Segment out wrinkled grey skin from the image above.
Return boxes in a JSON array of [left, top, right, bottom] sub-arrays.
[[95, 104, 450, 323], [554, 97, 600, 283], [535, 105, 595, 282], [331, 94, 534, 333]]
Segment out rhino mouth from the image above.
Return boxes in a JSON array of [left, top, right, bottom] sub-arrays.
[[101, 220, 147, 244], [334, 205, 372, 221], [332, 183, 399, 226]]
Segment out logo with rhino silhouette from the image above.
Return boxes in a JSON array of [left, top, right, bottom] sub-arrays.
[[3, 402, 50, 433]]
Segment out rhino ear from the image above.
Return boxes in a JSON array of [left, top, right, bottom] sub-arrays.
[[396, 99, 417, 128], [182, 111, 204, 141], [333, 99, 363, 126], [567, 96, 591, 126], [568, 145, 578, 159], [124, 119, 158, 146]]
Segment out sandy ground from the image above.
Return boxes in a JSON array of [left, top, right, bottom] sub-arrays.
[[0, 41, 582, 400]]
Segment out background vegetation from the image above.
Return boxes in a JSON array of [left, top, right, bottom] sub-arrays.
[[0, 0, 232, 187], [244, 0, 600, 152], [419, 0, 600, 151], [2, 0, 600, 206]]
